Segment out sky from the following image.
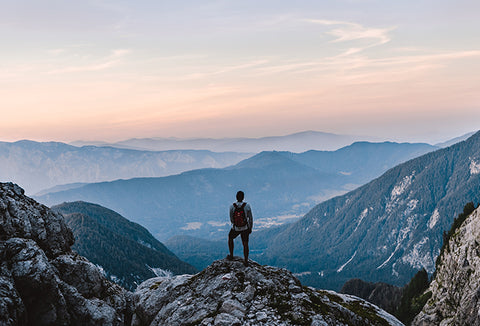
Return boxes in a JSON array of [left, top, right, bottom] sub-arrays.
[[1, 0, 479, 144]]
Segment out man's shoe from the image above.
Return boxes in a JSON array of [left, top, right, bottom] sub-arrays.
[[226, 254, 233, 261], [243, 260, 249, 267]]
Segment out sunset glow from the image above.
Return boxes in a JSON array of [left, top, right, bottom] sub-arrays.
[[1, 0, 479, 143]]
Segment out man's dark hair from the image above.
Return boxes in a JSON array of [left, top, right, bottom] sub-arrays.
[[236, 191, 244, 202]]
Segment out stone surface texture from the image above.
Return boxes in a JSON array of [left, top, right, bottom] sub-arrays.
[[132, 257, 403, 326], [413, 207, 480, 326], [0, 182, 131, 326]]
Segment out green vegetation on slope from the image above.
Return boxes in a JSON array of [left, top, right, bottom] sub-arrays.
[[54, 202, 197, 291], [395, 269, 431, 325]]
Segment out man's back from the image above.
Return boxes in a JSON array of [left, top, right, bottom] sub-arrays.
[[227, 191, 253, 266], [230, 201, 253, 231]]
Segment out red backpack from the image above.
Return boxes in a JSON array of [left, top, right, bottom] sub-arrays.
[[233, 203, 247, 227]]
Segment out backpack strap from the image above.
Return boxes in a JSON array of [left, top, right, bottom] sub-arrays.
[[240, 203, 246, 209]]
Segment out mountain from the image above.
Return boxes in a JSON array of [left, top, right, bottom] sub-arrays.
[[434, 131, 476, 148], [52, 201, 197, 291], [132, 257, 403, 326], [0, 140, 250, 194], [37, 152, 344, 241], [257, 130, 480, 291], [0, 182, 402, 325], [280, 141, 436, 186], [36, 141, 436, 241], [72, 130, 373, 153], [0, 183, 131, 325], [413, 205, 480, 325]]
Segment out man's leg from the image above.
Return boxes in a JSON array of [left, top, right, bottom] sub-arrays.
[[241, 231, 249, 266], [228, 229, 235, 259]]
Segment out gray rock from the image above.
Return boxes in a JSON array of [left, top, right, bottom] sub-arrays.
[[132, 256, 403, 325], [0, 183, 132, 325], [413, 207, 480, 326], [214, 312, 241, 326], [220, 298, 246, 319], [0, 182, 74, 258], [256, 311, 268, 321], [0, 274, 26, 326]]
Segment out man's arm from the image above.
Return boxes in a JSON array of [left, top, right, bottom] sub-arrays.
[[229, 205, 234, 224], [246, 204, 253, 231]]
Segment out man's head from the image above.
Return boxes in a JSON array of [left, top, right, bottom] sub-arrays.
[[236, 191, 244, 202]]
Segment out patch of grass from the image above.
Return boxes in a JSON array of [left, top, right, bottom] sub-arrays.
[[342, 301, 391, 326], [149, 281, 163, 290], [411, 291, 432, 313], [322, 291, 343, 304], [304, 293, 330, 316]]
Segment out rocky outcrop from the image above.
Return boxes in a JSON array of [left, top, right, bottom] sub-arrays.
[[341, 278, 403, 314], [413, 206, 480, 325], [132, 257, 403, 326], [0, 182, 131, 325]]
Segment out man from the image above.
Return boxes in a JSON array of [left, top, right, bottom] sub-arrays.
[[227, 190, 253, 266]]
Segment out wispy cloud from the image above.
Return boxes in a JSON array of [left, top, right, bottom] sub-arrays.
[[304, 19, 394, 45], [47, 49, 131, 74]]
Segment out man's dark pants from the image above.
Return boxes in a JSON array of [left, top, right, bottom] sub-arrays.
[[228, 229, 250, 264]]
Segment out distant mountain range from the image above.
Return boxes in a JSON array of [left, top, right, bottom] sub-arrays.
[[71, 130, 375, 153], [52, 201, 197, 290], [434, 131, 475, 148], [36, 141, 437, 241], [253, 130, 480, 290], [0, 140, 250, 194]]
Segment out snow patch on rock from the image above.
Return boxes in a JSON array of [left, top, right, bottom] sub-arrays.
[[137, 239, 154, 249], [401, 237, 435, 273], [427, 208, 440, 229], [147, 265, 173, 278], [470, 159, 480, 175], [377, 251, 396, 270], [337, 250, 357, 273], [353, 208, 369, 233], [391, 173, 414, 200]]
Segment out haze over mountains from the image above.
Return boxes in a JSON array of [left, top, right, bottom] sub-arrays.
[[0, 140, 250, 194], [71, 130, 375, 153], [36, 141, 436, 241]]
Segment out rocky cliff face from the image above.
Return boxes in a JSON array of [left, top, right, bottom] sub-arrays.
[[132, 257, 403, 326], [413, 206, 480, 325], [0, 182, 131, 325]]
